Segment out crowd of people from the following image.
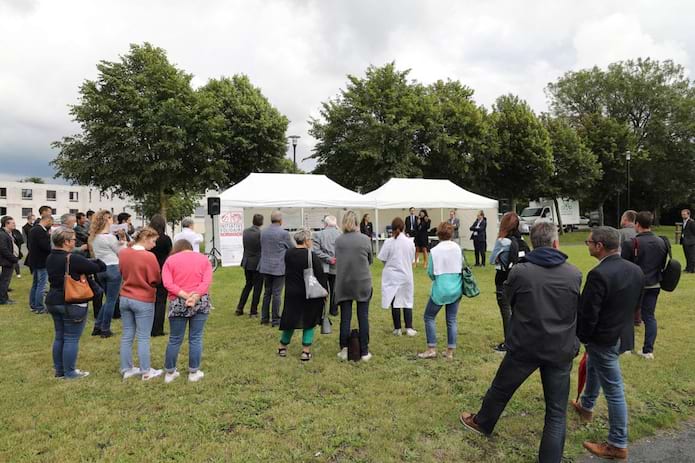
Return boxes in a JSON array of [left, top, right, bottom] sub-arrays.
[[0, 204, 690, 462]]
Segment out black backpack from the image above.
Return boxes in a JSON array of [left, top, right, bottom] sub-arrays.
[[348, 329, 361, 361], [631, 236, 681, 292], [504, 235, 531, 271]]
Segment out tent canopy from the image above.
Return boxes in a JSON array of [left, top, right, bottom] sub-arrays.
[[219, 173, 374, 208], [364, 178, 498, 210]]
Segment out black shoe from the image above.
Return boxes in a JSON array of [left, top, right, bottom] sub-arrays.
[[235, 309, 244, 316], [260, 320, 270, 325], [494, 343, 507, 353], [271, 322, 280, 328], [100, 330, 114, 338], [151, 331, 166, 337], [249, 312, 258, 318], [0, 299, 16, 305], [91, 327, 102, 336], [329, 308, 339, 317], [7, 288, 12, 292]]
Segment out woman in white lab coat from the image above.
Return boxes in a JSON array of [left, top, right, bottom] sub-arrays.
[[378, 217, 417, 336]]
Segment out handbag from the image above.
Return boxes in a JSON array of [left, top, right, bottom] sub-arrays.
[[321, 310, 332, 335], [659, 236, 681, 292], [461, 249, 480, 298], [304, 249, 328, 299], [64, 254, 95, 304]]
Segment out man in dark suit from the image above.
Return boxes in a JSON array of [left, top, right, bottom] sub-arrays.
[[573, 227, 644, 461], [405, 207, 417, 237], [27, 215, 53, 313], [681, 209, 695, 273], [236, 214, 264, 317], [0, 216, 19, 305], [259, 211, 294, 326], [460, 222, 582, 463]]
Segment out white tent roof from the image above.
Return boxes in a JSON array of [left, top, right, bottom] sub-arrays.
[[219, 173, 375, 208], [364, 178, 498, 210]]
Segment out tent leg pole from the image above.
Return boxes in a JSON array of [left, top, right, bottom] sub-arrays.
[[375, 208, 380, 254]]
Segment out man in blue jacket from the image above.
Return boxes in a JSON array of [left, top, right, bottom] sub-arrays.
[[259, 211, 294, 327]]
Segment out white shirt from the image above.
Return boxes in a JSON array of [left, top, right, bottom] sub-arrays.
[[174, 227, 203, 253], [377, 233, 415, 309]]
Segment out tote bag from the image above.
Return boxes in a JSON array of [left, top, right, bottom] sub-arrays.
[[304, 249, 329, 299]]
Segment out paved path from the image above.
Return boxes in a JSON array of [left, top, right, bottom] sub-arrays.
[[578, 420, 695, 462]]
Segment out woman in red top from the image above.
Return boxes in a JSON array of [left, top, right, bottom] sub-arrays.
[[162, 239, 213, 383], [118, 227, 162, 381]]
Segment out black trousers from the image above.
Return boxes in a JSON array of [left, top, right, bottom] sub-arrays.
[[0, 265, 13, 303], [474, 240, 487, 266], [684, 244, 695, 272], [151, 283, 168, 335], [339, 300, 370, 356], [237, 269, 263, 314], [391, 306, 413, 330], [476, 353, 572, 463], [327, 274, 337, 316], [495, 282, 512, 342], [261, 274, 284, 324]]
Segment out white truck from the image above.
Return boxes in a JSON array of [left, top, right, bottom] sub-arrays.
[[519, 198, 581, 233]]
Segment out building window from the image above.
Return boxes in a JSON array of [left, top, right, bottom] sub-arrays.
[[69, 191, 79, 202], [21, 189, 33, 200], [0, 187, 6, 199], [69, 209, 79, 215], [51, 208, 57, 215], [47, 190, 57, 201], [0, 207, 6, 215], [21, 208, 32, 218]]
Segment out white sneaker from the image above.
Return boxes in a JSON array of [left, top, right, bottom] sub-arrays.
[[392, 329, 402, 336], [188, 370, 205, 382], [337, 347, 348, 361], [638, 351, 655, 360], [16, 274, 21, 279], [68, 369, 90, 379], [122, 367, 141, 379], [405, 328, 418, 337], [164, 371, 180, 384], [142, 368, 163, 381], [622, 350, 632, 356], [361, 352, 373, 362]]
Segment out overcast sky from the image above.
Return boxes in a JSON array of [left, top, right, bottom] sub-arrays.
[[1, 0, 693, 182]]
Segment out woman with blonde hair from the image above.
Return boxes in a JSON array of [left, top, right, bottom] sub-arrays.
[[118, 227, 163, 381], [89, 210, 126, 338], [334, 211, 374, 361]]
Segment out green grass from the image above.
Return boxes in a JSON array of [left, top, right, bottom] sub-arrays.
[[2, 228, 694, 462]]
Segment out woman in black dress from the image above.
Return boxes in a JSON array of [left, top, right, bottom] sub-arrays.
[[414, 209, 431, 269], [277, 229, 328, 361], [148, 214, 172, 336]]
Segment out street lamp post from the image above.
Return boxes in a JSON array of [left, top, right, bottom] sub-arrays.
[[626, 151, 632, 209], [288, 135, 301, 169]]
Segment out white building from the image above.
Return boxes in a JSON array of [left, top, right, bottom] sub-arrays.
[[0, 181, 138, 223]]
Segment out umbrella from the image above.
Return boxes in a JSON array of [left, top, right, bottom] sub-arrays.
[[576, 351, 588, 401]]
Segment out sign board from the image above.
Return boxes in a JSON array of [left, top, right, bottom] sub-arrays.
[[219, 207, 244, 266]]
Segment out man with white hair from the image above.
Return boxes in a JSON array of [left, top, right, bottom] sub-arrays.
[[174, 218, 203, 253], [259, 211, 294, 326], [313, 215, 341, 316]]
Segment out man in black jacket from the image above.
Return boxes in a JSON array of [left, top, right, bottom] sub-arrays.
[[404, 207, 417, 237], [236, 214, 263, 316], [460, 222, 582, 463], [27, 215, 53, 313], [620, 211, 668, 359], [681, 209, 695, 273], [0, 216, 19, 305], [574, 227, 644, 461]]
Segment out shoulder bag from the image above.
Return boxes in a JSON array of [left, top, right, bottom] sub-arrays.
[[304, 249, 329, 299], [64, 254, 95, 304], [461, 249, 480, 298]]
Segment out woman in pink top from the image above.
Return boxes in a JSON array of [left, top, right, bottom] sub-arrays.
[[162, 239, 213, 383]]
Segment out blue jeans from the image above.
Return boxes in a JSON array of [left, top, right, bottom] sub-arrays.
[[640, 288, 660, 354], [476, 353, 572, 462], [165, 313, 208, 373], [119, 297, 155, 372], [47, 304, 88, 378], [30, 268, 48, 310], [423, 297, 460, 348], [95, 265, 121, 331], [581, 341, 628, 449]]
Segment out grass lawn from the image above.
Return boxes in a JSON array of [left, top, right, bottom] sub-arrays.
[[2, 227, 694, 462]]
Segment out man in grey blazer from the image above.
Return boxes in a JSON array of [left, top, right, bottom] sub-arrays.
[[313, 215, 341, 316], [681, 209, 695, 273], [236, 214, 264, 317], [259, 211, 294, 326]]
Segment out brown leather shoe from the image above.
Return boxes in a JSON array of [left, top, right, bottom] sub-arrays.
[[582, 441, 628, 460], [459, 412, 490, 436], [571, 400, 593, 423]]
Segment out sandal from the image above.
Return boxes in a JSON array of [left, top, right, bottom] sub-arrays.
[[300, 351, 312, 362], [277, 347, 287, 357], [417, 350, 437, 359]]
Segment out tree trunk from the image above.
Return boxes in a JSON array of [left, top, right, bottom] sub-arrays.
[[654, 205, 661, 226], [553, 197, 565, 235], [510, 198, 517, 214], [598, 199, 605, 226], [159, 189, 169, 221]]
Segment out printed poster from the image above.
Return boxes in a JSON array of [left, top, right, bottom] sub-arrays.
[[219, 207, 244, 267]]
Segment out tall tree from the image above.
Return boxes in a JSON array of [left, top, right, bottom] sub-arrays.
[[487, 94, 553, 211], [51, 43, 226, 219], [19, 177, 45, 184], [199, 76, 289, 186], [309, 63, 424, 192], [540, 115, 601, 231]]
